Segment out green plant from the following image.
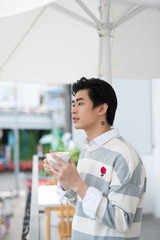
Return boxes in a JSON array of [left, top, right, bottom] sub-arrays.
[[69, 148, 80, 166], [42, 144, 50, 155]]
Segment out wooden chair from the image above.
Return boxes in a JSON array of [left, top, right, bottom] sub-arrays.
[[57, 200, 75, 240]]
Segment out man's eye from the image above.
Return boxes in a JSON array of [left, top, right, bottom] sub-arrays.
[[72, 105, 75, 107], [78, 102, 83, 105]]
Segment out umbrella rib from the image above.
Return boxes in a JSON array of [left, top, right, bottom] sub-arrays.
[[75, 0, 101, 28], [111, 5, 146, 29], [118, 0, 160, 9], [110, 4, 137, 29], [0, 6, 47, 74], [99, 0, 111, 25], [51, 3, 96, 29]]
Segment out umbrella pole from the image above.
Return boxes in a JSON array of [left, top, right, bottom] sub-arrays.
[[99, 0, 112, 84], [103, 32, 112, 84], [14, 127, 19, 194], [14, 83, 19, 194], [74, 0, 112, 83]]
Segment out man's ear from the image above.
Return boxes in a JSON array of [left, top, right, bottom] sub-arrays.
[[98, 103, 108, 116]]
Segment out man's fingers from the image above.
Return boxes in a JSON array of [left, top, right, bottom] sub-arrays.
[[50, 150, 55, 153], [50, 153, 66, 166], [43, 165, 51, 173], [49, 161, 62, 171], [69, 158, 76, 168], [43, 158, 49, 164], [49, 166, 57, 175], [43, 161, 59, 176]]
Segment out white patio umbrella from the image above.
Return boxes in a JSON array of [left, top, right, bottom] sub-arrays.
[[0, 0, 160, 84]]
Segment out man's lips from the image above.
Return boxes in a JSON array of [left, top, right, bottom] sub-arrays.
[[72, 117, 79, 122]]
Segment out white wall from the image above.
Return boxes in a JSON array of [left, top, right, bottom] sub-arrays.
[[140, 79, 160, 217], [151, 79, 160, 217], [140, 154, 155, 214], [113, 79, 152, 155]]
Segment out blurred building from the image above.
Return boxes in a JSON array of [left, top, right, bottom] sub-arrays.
[[0, 81, 69, 167]]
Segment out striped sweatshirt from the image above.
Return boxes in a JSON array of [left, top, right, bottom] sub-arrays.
[[65, 135, 147, 240]]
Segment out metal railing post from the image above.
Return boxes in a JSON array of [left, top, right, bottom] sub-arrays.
[[29, 155, 39, 240]]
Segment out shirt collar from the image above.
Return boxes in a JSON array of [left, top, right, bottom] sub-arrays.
[[84, 128, 119, 147]]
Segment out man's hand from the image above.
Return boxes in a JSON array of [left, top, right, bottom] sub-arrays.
[[43, 150, 55, 176], [48, 153, 89, 199]]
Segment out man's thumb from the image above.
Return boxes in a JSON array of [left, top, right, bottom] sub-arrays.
[[69, 158, 76, 167]]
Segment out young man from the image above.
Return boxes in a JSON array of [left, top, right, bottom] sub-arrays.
[[43, 77, 146, 240]]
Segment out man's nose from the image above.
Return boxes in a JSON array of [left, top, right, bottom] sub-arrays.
[[72, 106, 77, 114]]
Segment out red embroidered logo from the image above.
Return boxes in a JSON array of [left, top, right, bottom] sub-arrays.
[[100, 166, 107, 177]]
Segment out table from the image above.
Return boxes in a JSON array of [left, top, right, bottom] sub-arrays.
[[38, 185, 62, 240]]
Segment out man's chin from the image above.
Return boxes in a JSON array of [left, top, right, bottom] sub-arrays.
[[74, 126, 81, 129], [74, 124, 82, 129]]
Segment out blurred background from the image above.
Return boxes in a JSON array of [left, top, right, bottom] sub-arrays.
[[0, 0, 160, 239]]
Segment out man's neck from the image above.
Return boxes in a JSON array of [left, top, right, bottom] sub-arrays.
[[85, 124, 111, 141]]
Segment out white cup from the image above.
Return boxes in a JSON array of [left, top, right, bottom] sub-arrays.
[[46, 152, 70, 165]]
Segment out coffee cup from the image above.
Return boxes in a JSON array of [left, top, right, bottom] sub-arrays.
[[46, 152, 70, 165]]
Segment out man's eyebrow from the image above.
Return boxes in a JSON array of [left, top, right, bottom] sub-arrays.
[[72, 98, 85, 103]]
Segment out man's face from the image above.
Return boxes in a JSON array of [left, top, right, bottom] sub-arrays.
[[72, 89, 100, 130]]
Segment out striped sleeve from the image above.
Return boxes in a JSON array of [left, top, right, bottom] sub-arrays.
[[65, 188, 77, 207], [96, 182, 142, 232], [95, 140, 146, 233]]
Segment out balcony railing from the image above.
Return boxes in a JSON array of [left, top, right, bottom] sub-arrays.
[[28, 155, 39, 240]]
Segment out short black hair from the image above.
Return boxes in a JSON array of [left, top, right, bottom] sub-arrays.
[[72, 77, 118, 126]]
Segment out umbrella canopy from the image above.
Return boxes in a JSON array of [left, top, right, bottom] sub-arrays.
[[0, 0, 160, 84], [0, 0, 56, 17]]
